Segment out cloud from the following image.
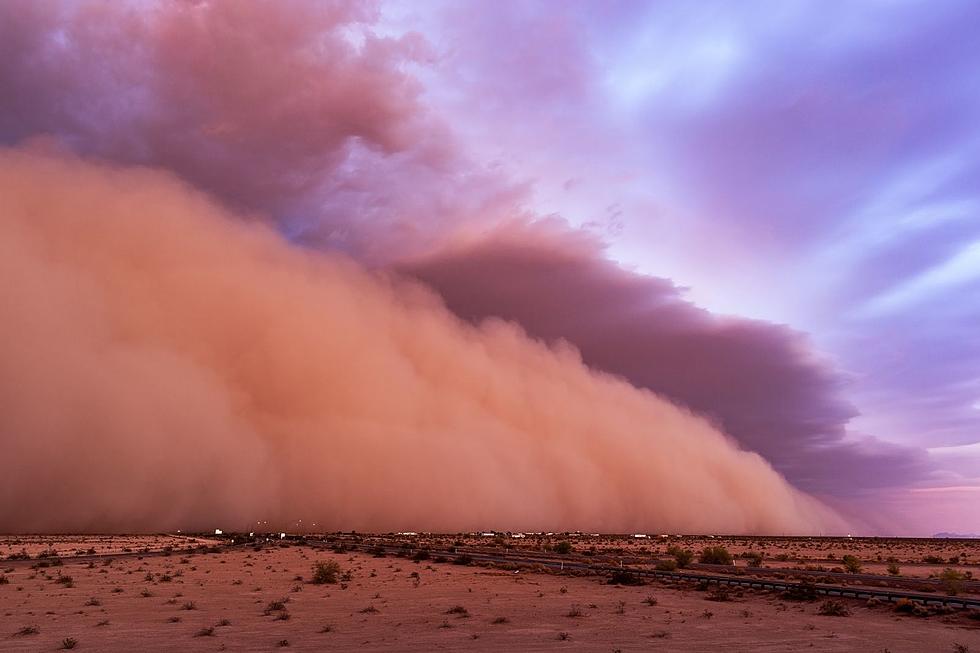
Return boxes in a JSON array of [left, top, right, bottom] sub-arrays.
[[399, 219, 931, 495], [0, 147, 848, 534], [0, 0, 471, 255]]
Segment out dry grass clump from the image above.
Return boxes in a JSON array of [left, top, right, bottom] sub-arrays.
[[817, 600, 850, 617], [311, 560, 341, 584]]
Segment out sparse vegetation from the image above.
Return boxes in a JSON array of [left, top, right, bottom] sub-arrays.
[[699, 546, 733, 565], [781, 580, 818, 602], [939, 568, 965, 595], [817, 600, 850, 616], [61, 637, 78, 649], [841, 555, 862, 573], [667, 545, 694, 568], [311, 560, 341, 585], [705, 586, 732, 602], [608, 570, 645, 586], [554, 541, 573, 555]]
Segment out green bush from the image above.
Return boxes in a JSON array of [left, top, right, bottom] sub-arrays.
[[655, 559, 677, 571], [841, 555, 862, 573], [698, 546, 733, 565], [553, 541, 573, 555], [940, 568, 965, 596], [667, 546, 694, 568]]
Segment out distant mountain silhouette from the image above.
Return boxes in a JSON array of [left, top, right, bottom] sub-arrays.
[[934, 532, 980, 538]]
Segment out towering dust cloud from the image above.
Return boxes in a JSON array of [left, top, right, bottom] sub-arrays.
[[0, 148, 846, 534]]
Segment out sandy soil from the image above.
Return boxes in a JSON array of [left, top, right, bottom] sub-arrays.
[[1, 538, 978, 652]]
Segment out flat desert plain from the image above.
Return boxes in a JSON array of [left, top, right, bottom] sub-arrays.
[[1, 535, 978, 652]]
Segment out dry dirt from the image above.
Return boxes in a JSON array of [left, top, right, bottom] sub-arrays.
[[1, 537, 978, 652]]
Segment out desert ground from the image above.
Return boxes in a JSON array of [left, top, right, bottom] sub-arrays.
[[1, 535, 978, 652]]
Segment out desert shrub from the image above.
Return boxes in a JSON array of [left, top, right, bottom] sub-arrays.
[[0, 575, 8, 585], [887, 563, 901, 576], [61, 637, 78, 649], [491, 616, 509, 624], [705, 587, 732, 602], [940, 568, 965, 595], [311, 560, 341, 585], [565, 605, 584, 618], [452, 554, 473, 566], [667, 546, 694, 568], [817, 600, 850, 616], [699, 546, 733, 565], [893, 598, 929, 617], [655, 559, 677, 572], [608, 570, 645, 586], [412, 549, 430, 561], [841, 555, 862, 573], [554, 541, 573, 555], [743, 551, 764, 567], [923, 555, 943, 564], [194, 627, 215, 637], [642, 595, 658, 606], [180, 601, 197, 610], [781, 580, 818, 602], [16, 625, 40, 636], [445, 605, 469, 617]]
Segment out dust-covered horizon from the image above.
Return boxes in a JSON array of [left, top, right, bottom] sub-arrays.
[[0, 147, 848, 535]]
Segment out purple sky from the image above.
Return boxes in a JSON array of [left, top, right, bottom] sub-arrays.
[[2, 0, 978, 534]]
